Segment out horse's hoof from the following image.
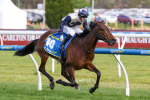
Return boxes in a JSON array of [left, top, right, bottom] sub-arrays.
[[56, 79, 63, 84], [89, 87, 95, 93], [75, 85, 80, 90], [49, 81, 55, 90]]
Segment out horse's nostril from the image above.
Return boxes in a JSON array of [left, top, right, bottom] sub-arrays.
[[112, 39, 116, 44], [108, 39, 116, 46]]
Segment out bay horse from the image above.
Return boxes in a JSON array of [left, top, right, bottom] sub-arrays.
[[14, 21, 116, 93]]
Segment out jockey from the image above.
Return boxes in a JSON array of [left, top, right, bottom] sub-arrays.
[[59, 8, 90, 51]]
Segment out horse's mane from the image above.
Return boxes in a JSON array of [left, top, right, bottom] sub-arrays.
[[76, 21, 96, 37], [89, 20, 105, 29], [76, 29, 90, 37], [89, 21, 96, 30]]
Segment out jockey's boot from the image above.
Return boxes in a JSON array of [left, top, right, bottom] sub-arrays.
[[60, 34, 72, 51]]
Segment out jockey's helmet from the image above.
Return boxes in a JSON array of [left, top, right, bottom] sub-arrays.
[[78, 8, 89, 18]]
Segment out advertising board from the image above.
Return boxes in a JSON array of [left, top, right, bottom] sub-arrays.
[[1, 30, 150, 48]]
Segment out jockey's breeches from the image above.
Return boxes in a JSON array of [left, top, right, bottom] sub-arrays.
[[63, 26, 83, 36]]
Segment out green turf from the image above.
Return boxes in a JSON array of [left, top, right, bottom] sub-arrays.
[[0, 51, 150, 99], [0, 82, 150, 100]]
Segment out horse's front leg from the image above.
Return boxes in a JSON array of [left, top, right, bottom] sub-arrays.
[[86, 62, 101, 93], [56, 65, 71, 87], [56, 65, 80, 89], [39, 55, 54, 90], [67, 66, 80, 89]]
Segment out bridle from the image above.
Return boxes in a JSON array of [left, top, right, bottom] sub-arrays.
[[82, 23, 111, 53], [91, 25, 111, 42]]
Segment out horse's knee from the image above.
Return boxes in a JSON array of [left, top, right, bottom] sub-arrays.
[[39, 67, 42, 72], [61, 71, 67, 76], [96, 70, 101, 77], [39, 67, 45, 74], [39, 67, 43, 72], [61, 71, 63, 76]]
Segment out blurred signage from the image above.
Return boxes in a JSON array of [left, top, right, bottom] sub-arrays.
[[0, 35, 150, 48], [86, 7, 92, 23], [1, 30, 150, 48], [0, 35, 41, 45], [96, 37, 150, 48]]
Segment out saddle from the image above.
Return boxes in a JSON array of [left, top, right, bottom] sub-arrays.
[[44, 32, 75, 63]]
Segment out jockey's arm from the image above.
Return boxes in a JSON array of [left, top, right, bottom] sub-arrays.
[[83, 20, 90, 31], [59, 16, 71, 35]]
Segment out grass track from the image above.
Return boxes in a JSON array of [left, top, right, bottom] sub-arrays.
[[0, 51, 150, 99], [1, 82, 150, 100]]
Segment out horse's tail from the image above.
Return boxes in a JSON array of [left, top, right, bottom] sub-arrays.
[[14, 39, 39, 56]]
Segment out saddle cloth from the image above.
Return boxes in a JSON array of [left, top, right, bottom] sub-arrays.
[[44, 32, 75, 57]]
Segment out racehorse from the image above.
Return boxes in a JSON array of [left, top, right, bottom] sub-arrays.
[[14, 21, 116, 93]]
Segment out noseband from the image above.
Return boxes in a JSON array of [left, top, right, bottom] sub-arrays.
[[82, 24, 111, 53]]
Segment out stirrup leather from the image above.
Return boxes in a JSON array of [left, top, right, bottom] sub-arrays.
[[59, 43, 65, 51]]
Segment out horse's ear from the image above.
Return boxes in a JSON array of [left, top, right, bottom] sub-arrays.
[[100, 20, 105, 24], [95, 21, 100, 25], [95, 20, 105, 24], [89, 21, 96, 29]]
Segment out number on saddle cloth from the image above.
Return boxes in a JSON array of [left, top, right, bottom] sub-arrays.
[[44, 32, 75, 58]]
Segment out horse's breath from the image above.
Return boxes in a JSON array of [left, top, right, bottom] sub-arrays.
[[14, 21, 116, 93]]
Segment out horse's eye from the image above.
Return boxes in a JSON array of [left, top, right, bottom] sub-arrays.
[[100, 27, 105, 31], [101, 29, 105, 31]]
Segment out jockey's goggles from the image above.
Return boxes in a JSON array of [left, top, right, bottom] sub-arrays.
[[81, 16, 87, 18]]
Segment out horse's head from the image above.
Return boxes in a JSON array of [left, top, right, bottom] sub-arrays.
[[89, 21, 116, 46]]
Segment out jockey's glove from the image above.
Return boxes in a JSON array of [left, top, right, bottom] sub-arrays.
[[60, 35, 63, 41]]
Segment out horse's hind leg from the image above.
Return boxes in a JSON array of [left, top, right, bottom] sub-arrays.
[[39, 55, 54, 90]]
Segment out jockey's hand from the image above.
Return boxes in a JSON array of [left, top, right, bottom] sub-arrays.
[[60, 35, 63, 41]]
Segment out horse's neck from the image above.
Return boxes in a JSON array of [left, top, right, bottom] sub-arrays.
[[83, 29, 98, 52]]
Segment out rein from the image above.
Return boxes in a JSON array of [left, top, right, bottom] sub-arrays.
[[82, 36, 92, 53], [82, 24, 111, 53]]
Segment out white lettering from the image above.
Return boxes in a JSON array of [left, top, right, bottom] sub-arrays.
[[27, 35, 32, 41], [22, 35, 26, 41], [2, 35, 28, 41], [49, 40, 55, 49], [148, 38, 150, 43], [15, 35, 19, 41], [46, 38, 51, 46], [12, 35, 16, 41], [126, 38, 131, 43], [141, 51, 150, 54], [124, 38, 149, 44], [7, 35, 12, 41], [131, 38, 137, 43], [35, 35, 41, 39], [143, 38, 147, 43], [46, 38, 55, 49], [2, 35, 7, 41], [137, 38, 142, 43], [32, 35, 35, 40], [18, 35, 23, 41]]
